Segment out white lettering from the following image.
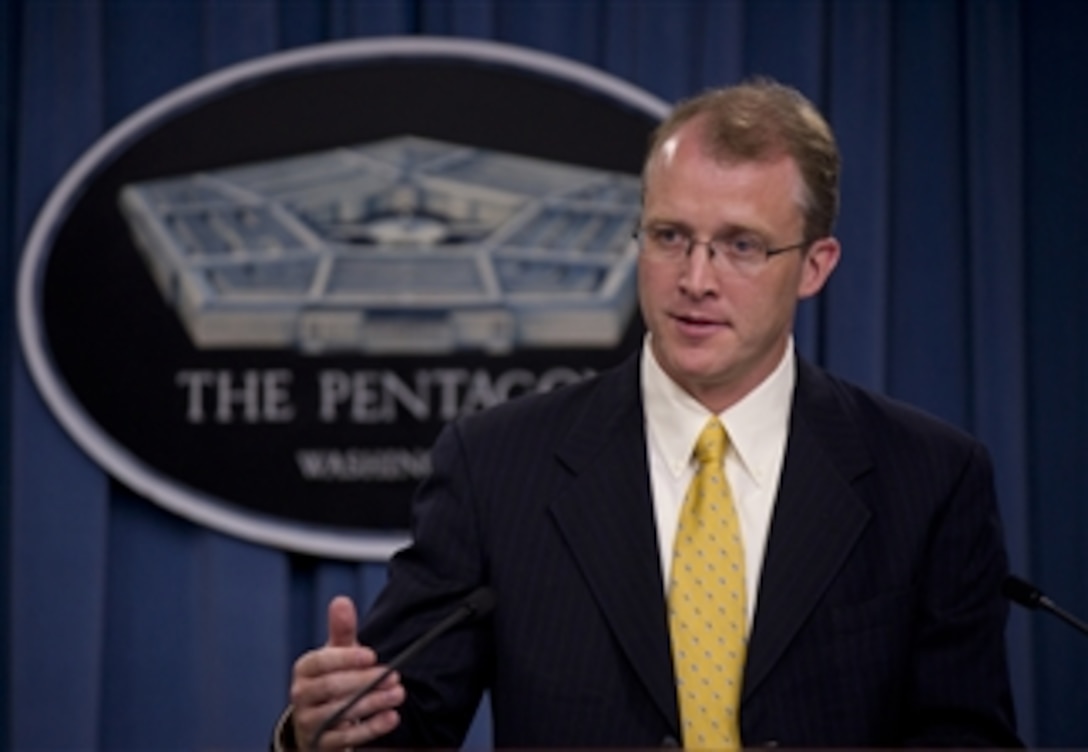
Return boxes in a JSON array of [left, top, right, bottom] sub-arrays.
[[313, 366, 595, 424], [176, 370, 214, 423], [493, 369, 534, 401], [178, 366, 594, 426], [430, 368, 469, 421], [382, 370, 429, 421], [216, 370, 261, 422], [263, 370, 295, 422], [295, 447, 432, 482], [317, 370, 350, 422], [176, 368, 296, 424]]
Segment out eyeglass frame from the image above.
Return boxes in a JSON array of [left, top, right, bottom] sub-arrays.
[[633, 223, 812, 275]]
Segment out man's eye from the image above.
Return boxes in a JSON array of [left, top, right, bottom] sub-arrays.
[[728, 236, 764, 256], [652, 228, 688, 247]]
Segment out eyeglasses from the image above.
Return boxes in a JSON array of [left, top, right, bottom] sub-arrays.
[[634, 224, 809, 276]]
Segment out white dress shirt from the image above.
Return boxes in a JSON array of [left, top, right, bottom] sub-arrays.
[[641, 335, 795, 626]]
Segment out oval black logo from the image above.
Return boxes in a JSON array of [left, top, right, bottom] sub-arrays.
[[17, 37, 666, 559]]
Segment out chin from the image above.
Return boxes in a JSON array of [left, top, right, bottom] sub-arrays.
[[667, 351, 731, 384]]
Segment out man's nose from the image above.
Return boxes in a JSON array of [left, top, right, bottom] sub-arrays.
[[679, 242, 719, 295]]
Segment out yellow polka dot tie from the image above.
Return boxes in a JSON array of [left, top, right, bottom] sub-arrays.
[[668, 417, 746, 750]]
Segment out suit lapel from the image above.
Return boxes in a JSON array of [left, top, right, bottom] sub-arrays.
[[542, 355, 874, 726], [742, 360, 873, 701], [547, 354, 680, 734]]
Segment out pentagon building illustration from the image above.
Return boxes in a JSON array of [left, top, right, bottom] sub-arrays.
[[118, 136, 642, 354]]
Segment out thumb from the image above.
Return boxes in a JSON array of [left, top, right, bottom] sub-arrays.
[[326, 595, 359, 648]]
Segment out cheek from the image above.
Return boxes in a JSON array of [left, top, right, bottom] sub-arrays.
[[726, 278, 791, 328], [637, 262, 668, 310], [758, 275, 805, 326], [756, 264, 806, 305]]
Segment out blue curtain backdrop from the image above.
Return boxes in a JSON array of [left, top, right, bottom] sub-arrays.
[[3, 0, 1087, 748]]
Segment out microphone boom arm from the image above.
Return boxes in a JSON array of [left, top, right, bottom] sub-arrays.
[[1003, 575, 1088, 637]]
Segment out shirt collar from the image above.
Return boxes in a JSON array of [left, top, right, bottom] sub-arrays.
[[641, 335, 796, 485]]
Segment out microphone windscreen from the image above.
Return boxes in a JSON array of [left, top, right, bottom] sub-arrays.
[[1002, 574, 1042, 609], [465, 586, 496, 618]]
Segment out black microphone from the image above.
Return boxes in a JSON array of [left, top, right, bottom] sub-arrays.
[[1003, 574, 1088, 637], [309, 586, 496, 752]]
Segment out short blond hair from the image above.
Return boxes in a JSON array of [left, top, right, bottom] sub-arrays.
[[645, 78, 840, 240]]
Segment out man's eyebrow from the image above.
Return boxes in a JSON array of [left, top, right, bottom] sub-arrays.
[[643, 217, 693, 231], [643, 216, 772, 239], [716, 225, 767, 239]]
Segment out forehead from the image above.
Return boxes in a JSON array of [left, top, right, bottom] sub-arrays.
[[642, 136, 806, 234]]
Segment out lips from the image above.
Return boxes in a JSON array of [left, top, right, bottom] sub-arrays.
[[671, 311, 726, 337]]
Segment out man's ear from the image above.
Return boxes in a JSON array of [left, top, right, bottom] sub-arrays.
[[797, 236, 841, 299]]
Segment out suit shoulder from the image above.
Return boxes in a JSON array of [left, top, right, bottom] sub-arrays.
[[802, 361, 987, 461]]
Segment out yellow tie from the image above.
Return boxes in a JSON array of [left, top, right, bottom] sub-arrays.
[[668, 417, 747, 750]]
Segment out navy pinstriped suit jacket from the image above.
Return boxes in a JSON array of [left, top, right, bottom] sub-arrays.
[[358, 349, 1021, 748]]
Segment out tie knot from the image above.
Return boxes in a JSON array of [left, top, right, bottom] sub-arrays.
[[694, 417, 727, 467]]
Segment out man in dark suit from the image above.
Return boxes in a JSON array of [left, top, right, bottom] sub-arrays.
[[281, 79, 1020, 750]]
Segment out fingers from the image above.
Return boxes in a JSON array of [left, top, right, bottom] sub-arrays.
[[289, 596, 405, 750], [291, 643, 383, 714], [293, 644, 373, 685], [326, 595, 358, 648], [292, 668, 405, 751], [313, 707, 401, 751]]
